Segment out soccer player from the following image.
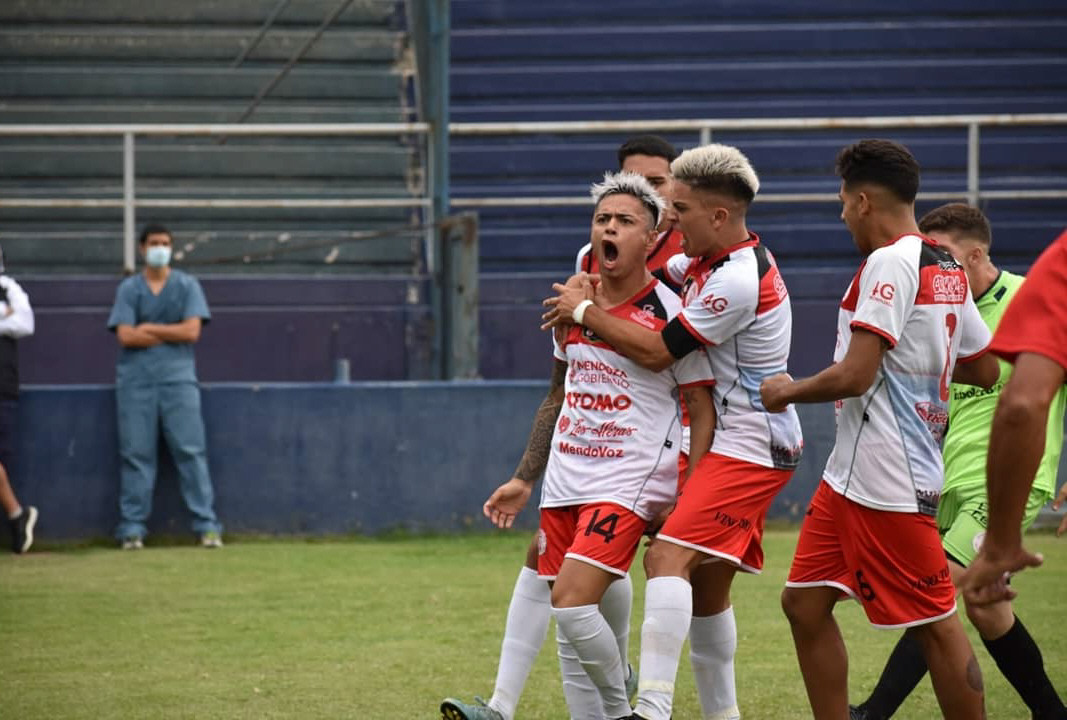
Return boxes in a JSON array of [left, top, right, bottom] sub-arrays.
[[449, 172, 716, 720], [441, 135, 691, 720], [961, 229, 1067, 604], [544, 143, 803, 720], [577, 135, 684, 277], [852, 204, 1066, 719], [759, 140, 1000, 720]]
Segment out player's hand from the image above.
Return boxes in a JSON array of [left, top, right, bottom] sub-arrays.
[[541, 273, 598, 330], [483, 477, 533, 529], [759, 373, 794, 413], [960, 541, 1043, 606], [1052, 483, 1067, 536], [645, 502, 675, 539]]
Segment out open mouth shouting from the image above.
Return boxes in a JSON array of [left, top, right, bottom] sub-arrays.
[[600, 239, 620, 269]]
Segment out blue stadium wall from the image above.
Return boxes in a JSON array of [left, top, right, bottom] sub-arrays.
[[15, 382, 836, 540], [15, 383, 1067, 540]]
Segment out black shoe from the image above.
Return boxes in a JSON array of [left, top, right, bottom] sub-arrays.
[[10, 505, 37, 554], [850, 705, 870, 720]]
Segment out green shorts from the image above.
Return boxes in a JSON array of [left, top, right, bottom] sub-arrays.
[[937, 483, 1051, 567]]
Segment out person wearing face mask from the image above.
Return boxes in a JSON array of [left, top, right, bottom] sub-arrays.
[[107, 223, 222, 550]]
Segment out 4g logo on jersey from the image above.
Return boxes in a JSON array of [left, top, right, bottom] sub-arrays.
[[701, 293, 729, 313], [871, 282, 895, 305]]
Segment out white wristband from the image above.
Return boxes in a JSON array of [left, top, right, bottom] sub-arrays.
[[572, 299, 594, 325]]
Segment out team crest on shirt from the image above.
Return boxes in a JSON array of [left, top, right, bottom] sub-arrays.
[[629, 305, 658, 329], [914, 401, 948, 442]]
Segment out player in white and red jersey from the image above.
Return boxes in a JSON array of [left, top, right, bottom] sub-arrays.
[[441, 137, 704, 720], [544, 144, 803, 720], [759, 139, 1000, 720], [445, 173, 715, 720]]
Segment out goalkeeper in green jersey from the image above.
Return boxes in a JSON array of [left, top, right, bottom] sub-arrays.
[[852, 204, 1067, 720]]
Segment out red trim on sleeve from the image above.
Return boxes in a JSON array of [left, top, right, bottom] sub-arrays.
[[849, 320, 898, 348], [679, 313, 716, 347]]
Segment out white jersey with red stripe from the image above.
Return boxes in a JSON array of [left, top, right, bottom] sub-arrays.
[[664, 234, 803, 470], [823, 234, 991, 515], [541, 278, 715, 521]]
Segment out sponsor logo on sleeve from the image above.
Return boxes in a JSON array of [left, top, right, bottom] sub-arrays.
[[871, 282, 895, 305], [701, 293, 729, 313]]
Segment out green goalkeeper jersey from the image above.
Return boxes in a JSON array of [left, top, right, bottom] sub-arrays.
[[942, 269, 1066, 494]]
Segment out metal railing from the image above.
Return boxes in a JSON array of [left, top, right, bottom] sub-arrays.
[[1, 113, 1066, 271]]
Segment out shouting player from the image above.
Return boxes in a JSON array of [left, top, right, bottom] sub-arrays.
[[545, 143, 803, 720], [760, 140, 1000, 720], [441, 135, 690, 720], [448, 171, 715, 719]]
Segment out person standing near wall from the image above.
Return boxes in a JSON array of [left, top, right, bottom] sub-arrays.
[[107, 224, 222, 550], [0, 244, 38, 553]]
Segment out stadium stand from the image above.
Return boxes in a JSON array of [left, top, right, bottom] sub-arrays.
[[0, 0, 438, 382], [450, 0, 1067, 377], [3, 1, 1066, 381]]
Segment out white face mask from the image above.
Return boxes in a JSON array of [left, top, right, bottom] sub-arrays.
[[145, 245, 172, 268]]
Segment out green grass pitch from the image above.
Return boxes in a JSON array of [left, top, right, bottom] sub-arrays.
[[1, 530, 1064, 718]]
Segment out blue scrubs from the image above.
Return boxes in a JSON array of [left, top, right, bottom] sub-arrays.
[[107, 270, 220, 540]]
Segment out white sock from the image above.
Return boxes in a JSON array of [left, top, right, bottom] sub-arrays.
[[634, 576, 693, 720], [556, 623, 607, 720], [488, 566, 551, 720], [8, 506, 22, 520], [599, 573, 633, 671], [689, 608, 740, 720], [554, 604, 631, 718]]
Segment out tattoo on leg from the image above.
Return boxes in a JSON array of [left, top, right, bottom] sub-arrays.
[[966, 653, 984, 693]]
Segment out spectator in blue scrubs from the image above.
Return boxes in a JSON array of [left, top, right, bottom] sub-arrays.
[[107, 224, 222, 549]]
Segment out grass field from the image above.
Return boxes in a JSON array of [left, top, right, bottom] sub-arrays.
[[1, 530, 1064, 719]]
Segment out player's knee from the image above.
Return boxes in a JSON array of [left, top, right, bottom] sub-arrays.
[[643, 540, 689, 578], [963, 596, 1010, 638], [780, 586, 819, 628]]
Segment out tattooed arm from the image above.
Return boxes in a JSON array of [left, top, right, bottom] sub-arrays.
[[483, 359, 567, 528]]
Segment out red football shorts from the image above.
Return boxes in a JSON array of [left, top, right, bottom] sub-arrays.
[[656, 452, 793, 573], [787, 481, 958, 628], [537, 502, 648, 580]]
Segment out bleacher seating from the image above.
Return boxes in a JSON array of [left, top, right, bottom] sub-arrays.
[[4, 1, 1066, 381], [0, 0, 420, 275], [451, 0, 1067, 276]]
